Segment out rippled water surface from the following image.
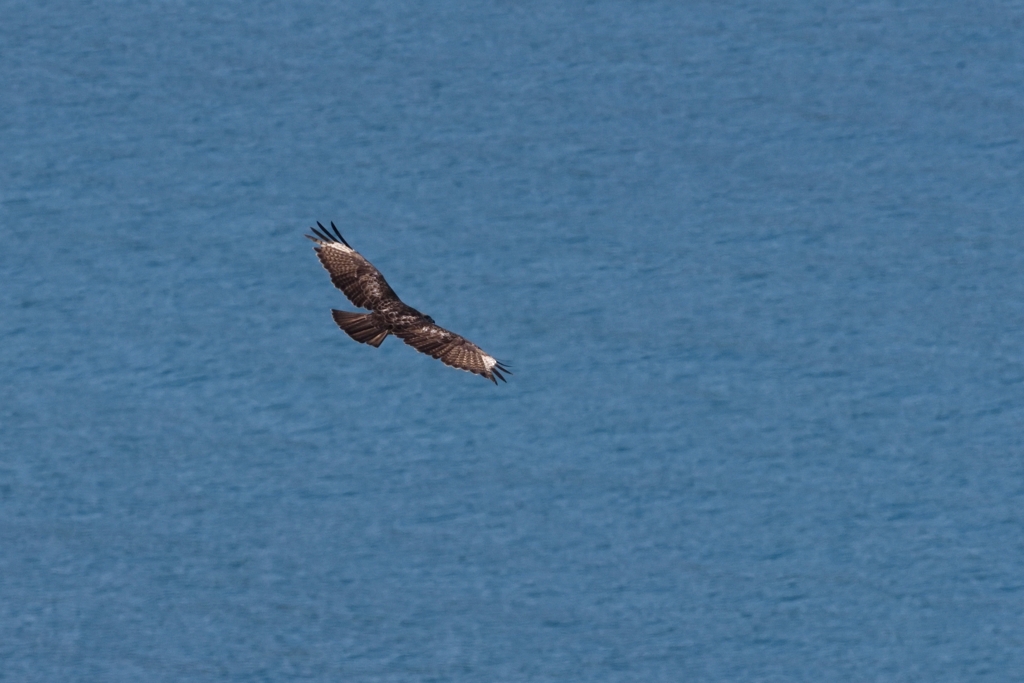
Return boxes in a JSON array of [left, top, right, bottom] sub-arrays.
[[2, 1, 1023, 680]]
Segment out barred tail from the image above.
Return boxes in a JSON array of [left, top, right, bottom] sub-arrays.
[[331, 310, 389, 348]]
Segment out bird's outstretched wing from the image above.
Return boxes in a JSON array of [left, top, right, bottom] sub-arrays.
[[393, 322, 511, 383], [305, 222, 399, 310]]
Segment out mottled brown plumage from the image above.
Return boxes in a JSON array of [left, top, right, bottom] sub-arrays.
[[306, 222, 510, 383]]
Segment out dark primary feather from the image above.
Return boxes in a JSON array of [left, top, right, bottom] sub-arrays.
[[327, 221, 351, 247]]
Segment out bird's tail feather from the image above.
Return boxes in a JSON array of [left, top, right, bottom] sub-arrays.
[[331, 310, 389, 347]]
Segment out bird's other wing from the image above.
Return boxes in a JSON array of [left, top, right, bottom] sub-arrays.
[[305, 222, 399, 310], [394, 321, 511, 383]]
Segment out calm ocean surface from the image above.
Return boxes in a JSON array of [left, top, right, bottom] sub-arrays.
[[2, 1, 1023, 680]]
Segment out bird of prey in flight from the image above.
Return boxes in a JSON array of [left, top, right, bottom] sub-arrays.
[[306, 222, 510, 383]]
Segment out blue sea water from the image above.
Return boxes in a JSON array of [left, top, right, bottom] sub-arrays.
[[2, 1, 1023, 680]]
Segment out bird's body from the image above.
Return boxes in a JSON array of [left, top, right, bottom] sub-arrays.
[[306, 222, 510, 383]]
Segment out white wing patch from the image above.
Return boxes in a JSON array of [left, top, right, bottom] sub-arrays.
[[321, 241, 355, 254]]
